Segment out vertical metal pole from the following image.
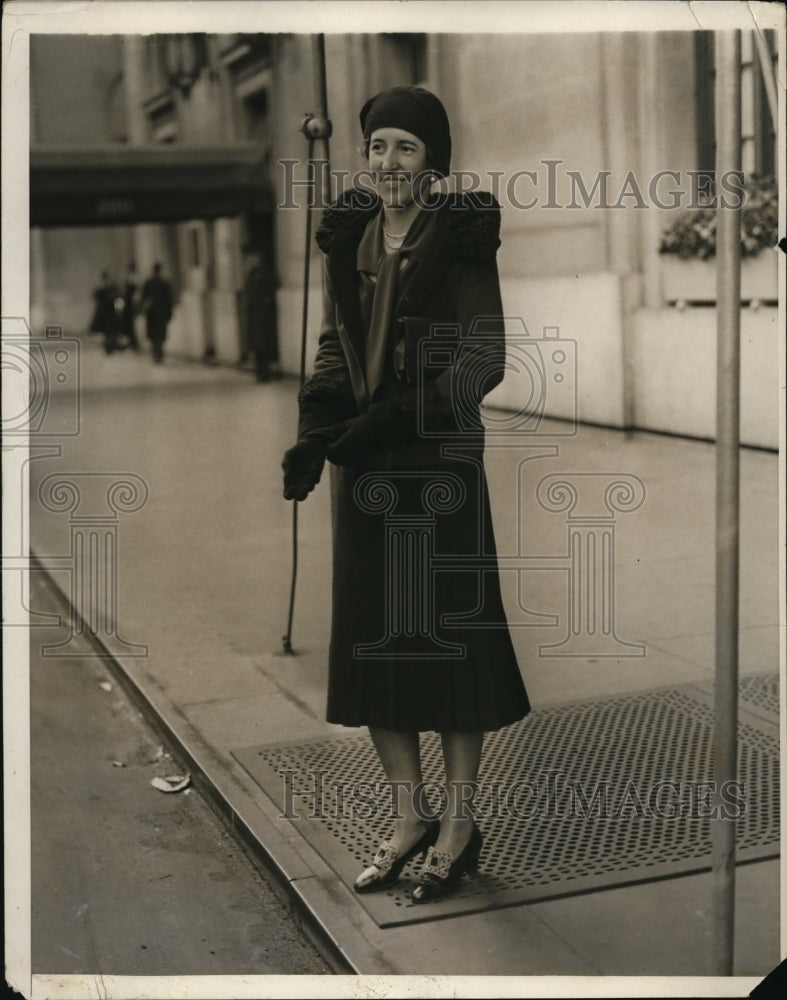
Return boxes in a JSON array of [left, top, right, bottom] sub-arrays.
[[312, 36, 329, 133], [282, 35, 332, 654], [712, 29, 742, 977], [312, 35, 331, 212]]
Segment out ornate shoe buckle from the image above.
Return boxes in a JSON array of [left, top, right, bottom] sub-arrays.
[[371, 841, 399, 875], [423, 846, 452, 880]]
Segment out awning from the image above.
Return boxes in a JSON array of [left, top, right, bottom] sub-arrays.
[[30, 144, 273, 226]]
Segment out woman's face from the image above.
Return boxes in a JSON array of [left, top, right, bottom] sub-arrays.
[[368, 127, 429, 211]]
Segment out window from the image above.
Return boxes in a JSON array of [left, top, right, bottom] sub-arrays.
[[742, 30, 777, 178], [695, 30, 778, 180], [379, 34, 428, 87], [241, 89, 269, 144]]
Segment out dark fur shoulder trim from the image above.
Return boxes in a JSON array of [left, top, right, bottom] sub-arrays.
[[443, 191, 501, 261], [315, 187, 501, 261], [315, 187, 381, 254]]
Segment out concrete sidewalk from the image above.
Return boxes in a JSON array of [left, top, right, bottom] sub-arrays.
[[25, 340, 780, 984]]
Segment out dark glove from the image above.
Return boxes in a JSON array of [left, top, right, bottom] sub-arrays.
[[325, 399, 395, 467], [282, 437, 328, 501]]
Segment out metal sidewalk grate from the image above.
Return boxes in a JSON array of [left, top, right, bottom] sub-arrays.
[[232, 673, 779, 927], [739, 672, 779, 717]]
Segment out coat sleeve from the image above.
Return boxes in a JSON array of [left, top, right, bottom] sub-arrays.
[[297, 260, 359, 439]]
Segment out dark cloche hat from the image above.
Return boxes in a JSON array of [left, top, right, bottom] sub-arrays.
[[360, 85, 452, 178]]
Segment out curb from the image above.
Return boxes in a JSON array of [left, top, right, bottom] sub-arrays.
[[32, 552, 356, 975]]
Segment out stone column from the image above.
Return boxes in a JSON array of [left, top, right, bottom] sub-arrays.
[[122, 35, 162, 279], [637, 33, 666, 309]]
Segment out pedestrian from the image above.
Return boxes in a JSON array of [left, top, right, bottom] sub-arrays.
[[242, 245, 280, 382], [89, 269, 123, 354], [122, 261, 140, 352], [141, 262, 173, 364], [281, 86, 530, 902]]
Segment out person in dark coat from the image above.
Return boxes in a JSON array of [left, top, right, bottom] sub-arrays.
[[141, 262, 173, 363], [122, 261, 140, 352], [89, 270, 123, 354], [282, 86, 530, 903], [242, 246, 280, 381]]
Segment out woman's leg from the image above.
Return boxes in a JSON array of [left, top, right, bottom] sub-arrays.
[[436, 731, 484, 855], [368, 726, 432, 850]]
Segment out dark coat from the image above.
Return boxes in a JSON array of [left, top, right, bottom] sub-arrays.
[[90, 282, 122, 335], [142, 275, 173, 342], [299, 190, 531, 733], [244, 264, 279, 362], [300, 189, 507, 439]]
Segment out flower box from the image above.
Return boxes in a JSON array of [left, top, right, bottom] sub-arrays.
[[634, 305, 779, 450], [661, 253, 778, 305]]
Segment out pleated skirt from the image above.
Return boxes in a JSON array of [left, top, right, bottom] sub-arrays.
[[325, 449, 531, 732]]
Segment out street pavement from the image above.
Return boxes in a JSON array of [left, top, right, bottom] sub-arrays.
[[29, 568, 332, 977], [21, 336, 781, 988]]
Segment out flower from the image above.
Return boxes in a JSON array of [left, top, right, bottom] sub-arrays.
[[659, 175, 777, 260]]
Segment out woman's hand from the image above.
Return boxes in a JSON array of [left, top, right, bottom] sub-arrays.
[[282, 438, 328, 501]]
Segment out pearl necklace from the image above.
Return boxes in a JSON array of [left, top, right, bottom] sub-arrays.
[[383, 226, 406, 251]]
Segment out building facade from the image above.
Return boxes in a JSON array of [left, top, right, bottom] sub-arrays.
[[30, 29, 780, 445]]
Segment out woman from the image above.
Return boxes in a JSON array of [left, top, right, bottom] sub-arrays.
[[282, 86, 530, 902]]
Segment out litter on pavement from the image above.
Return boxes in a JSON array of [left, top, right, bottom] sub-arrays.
[[151, 773, 191, 794]]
